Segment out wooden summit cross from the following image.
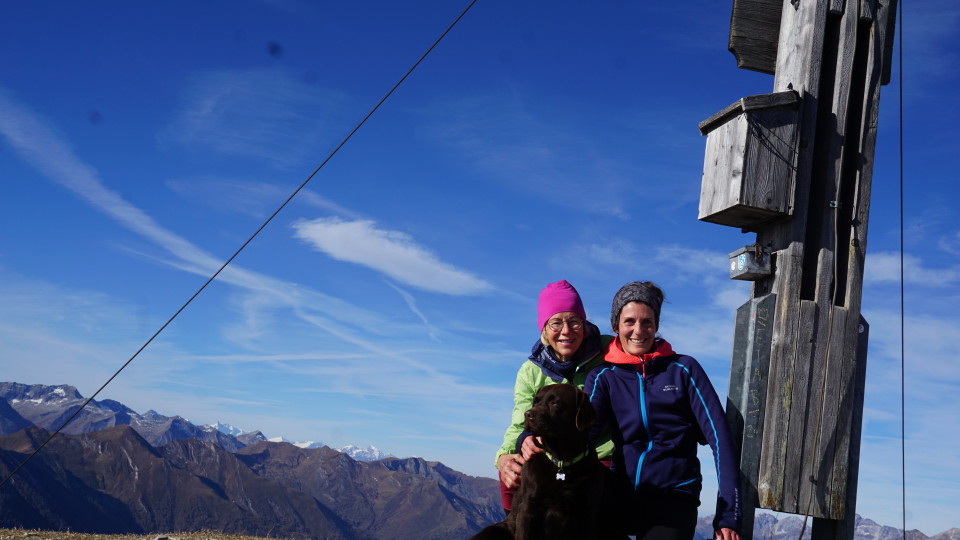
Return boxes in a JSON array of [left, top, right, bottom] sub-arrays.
[[697, 1, 897, 539]]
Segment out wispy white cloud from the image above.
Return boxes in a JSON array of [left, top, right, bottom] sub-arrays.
[[297, 190, 367, 219], [864, 308, 960, 384], [583, 241, 732, 281], [159, 67, 349, 168], [581, 240, 750, 310], [167, 176, 366, 221], [384, 280, 441, 342], [292, 217, 493, 295], [0, 91, 222, 274], [166, 177, 292, 218], [864, 251, 959, 287], [938, 229, 960, 256], [648, 245, 734, 282]]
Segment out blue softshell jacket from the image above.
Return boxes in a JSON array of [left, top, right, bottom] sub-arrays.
[[585, 351, 741, 532]]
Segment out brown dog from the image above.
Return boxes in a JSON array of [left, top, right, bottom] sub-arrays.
[[472, 383, 619, 540]]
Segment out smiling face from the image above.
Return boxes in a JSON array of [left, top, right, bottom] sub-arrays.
[[616, 301, 657, 356], [543, 311, 585, 362]]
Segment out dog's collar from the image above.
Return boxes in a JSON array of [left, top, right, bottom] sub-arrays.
[[545, 449, 592, 481]]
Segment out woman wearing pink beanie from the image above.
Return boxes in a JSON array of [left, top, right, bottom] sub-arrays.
[[493, 279, 615, 514]]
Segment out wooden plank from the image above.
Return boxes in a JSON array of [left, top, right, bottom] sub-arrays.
[[881, 0, 898, 85], [825, 0, 863, 256], [846, 0, 893, 302], [729, 0, 784, 74], [699, 91, 799, 135], [741, 90, 802, 112], [699, 114, 748, 221], [781, 300, 819, 514], [811, 316, 868, 540], [860, 0, 876, 21], [728, 300, 753, 443], [728, 295, 776, 540], [830, 0, 846, 15], [774, 0, 830, 94], [782, 299, 817, 513], [824, 307, 858, 518], [742, 106, 800, 218], [743, 295, 776, 463], [834, 0, 889, 316], [700, 101, 745, 136], [813, 307, 849, 518], [794, 236, 838, 517], [757, 271, 799, 509], [758, 287, 810, 511], [848, 317, 869, 528], [743, 295, 776, 540], [728, 300, 753, 539]]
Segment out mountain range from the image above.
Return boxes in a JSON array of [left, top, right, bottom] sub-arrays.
[[0, 382, 501, 538], [0, 382, 392, 460], [1, 382, 956, 539]]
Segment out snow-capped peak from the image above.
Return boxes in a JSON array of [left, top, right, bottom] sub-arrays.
[[337, 445, 393, 461], [294, 441, 325, 449], [208, 421, 246, 436]]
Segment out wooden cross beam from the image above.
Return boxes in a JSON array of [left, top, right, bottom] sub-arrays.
[[698, 1, 897, 539]]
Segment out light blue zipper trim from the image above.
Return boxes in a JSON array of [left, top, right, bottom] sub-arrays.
[[673, 475, 702, 488], [672, 361, 723, 488], [588, 366, 617, 403], [635, 371, 652, 490]]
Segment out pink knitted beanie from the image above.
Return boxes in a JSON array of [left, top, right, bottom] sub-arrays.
[[537, 280, 587, 330]]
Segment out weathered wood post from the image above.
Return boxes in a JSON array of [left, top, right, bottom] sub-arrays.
[[698, 1, 897, 539]]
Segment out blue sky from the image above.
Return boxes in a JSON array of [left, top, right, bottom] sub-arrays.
[[1, 0, 957, 535]]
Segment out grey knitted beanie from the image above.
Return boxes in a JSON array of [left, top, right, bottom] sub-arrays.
[[610, 281, 664, 331]]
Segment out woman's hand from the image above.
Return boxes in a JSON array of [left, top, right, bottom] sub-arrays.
[[497, 453, 524, 489], [715, 528, 740, 540], [520, 436, 544, 460]]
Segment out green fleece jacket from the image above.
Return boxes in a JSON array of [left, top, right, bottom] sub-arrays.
[[494, 334, 615, 469]]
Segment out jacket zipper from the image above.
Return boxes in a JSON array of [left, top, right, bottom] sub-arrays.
[[635, 371, 653, 490]]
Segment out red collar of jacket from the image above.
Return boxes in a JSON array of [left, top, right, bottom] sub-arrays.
[[603, 337, 675, 376]]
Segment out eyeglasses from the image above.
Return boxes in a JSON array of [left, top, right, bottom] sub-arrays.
[[546, 318, 584, 332]]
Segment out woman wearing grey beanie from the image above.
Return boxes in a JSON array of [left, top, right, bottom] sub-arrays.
[[586, 281, 742, 540]]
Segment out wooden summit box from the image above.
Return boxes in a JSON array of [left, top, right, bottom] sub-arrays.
[[698, 90, 800, 231]]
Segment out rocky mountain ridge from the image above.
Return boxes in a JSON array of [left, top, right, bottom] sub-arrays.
[[0, 381, 501, 538], [0, 382, 390, 460], [0, 425, 501, 539]]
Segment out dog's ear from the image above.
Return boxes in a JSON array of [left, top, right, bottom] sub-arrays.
[[574, 389, 596, 432]]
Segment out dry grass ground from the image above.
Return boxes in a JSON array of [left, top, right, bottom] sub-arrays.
[[0, 530, 292, 540]]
